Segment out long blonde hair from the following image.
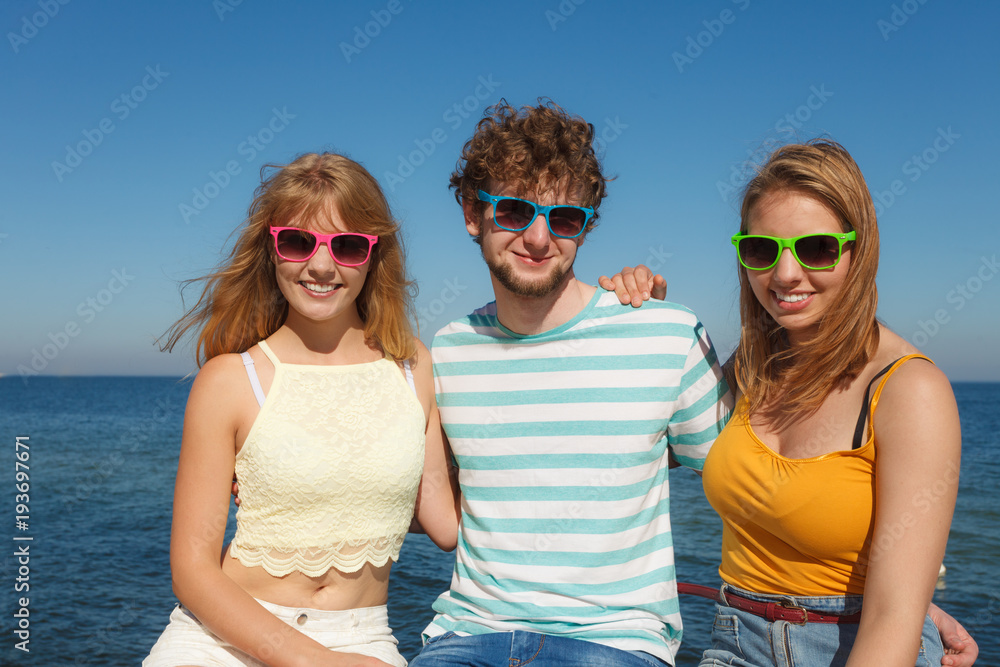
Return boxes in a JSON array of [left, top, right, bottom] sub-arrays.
[[734, 140, 880, 418], [161, 152, 416, 364]]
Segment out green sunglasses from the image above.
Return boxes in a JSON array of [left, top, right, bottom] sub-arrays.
[[732, 231, 856, 270]]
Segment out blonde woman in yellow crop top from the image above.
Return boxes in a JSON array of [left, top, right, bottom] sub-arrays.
[[698, 140, 964, 666], [145, 153, 460, 667]]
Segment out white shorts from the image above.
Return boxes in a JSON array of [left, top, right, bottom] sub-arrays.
[[143, 599, 406, 666]]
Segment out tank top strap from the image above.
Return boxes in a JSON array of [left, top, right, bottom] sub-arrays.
[[257, 340, 281, 366], [240, 351, 266, 407], [869, 353, 934, 415], [852, 353, 933, 448]]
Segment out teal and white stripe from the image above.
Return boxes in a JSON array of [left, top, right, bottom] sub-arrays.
[[424, 290, 731, 663]]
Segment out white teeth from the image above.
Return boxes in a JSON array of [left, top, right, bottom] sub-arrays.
[[775, 292, 809, 303], [302, 282, 338, 293]]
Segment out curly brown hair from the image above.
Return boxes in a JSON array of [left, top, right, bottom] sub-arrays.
[[450, 99, 609, 242]]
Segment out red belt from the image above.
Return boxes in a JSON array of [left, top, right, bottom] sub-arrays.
[[676, 582, 862, 625]]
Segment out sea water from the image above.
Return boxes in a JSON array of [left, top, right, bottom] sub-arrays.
[[0, 377, 996, 665]]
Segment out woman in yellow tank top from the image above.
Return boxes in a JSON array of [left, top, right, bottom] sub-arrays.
[[144, 153, 460, 666], [699, 140, 962, 666]]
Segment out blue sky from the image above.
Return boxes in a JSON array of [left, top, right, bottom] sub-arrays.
[[3, 0, 998, 380]]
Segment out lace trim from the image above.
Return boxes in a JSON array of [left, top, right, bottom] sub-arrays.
[[229, 537, 406, 577]]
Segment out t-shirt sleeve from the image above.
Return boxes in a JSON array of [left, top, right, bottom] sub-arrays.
[[666, 319, 734, 471]]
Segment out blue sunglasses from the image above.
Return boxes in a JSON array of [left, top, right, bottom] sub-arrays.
[[477, 190, 594, 239]]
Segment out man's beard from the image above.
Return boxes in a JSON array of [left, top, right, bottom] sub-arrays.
[[483, 250, 573, 298]]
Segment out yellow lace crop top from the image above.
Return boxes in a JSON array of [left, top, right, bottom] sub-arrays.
[[228, 341, 425, 577]]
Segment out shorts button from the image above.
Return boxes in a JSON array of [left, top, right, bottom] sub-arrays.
[[296, 613, 308, 626]]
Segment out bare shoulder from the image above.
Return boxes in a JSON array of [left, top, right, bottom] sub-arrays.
[[404, 339, 435, 414], [193, 353, 248, 393], [402, 339, 432, 380], [877, 360, 957, 434], [875, 327, 955, 403], [186, 353, 254, 424], [874, 337, 959, 448], [411, 338, 431, 367]]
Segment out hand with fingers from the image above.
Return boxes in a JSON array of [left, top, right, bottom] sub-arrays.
[[598, 264, 667, 307]]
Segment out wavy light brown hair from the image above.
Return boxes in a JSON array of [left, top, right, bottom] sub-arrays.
[[450, 99, 609, 241], [734, 140, 880, 418], [161, 152, 416, 365]]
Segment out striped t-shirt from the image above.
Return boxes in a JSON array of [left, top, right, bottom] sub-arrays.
[[423, 290, 732, 663]]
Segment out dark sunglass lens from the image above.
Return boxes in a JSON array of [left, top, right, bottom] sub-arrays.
[[330, 234, 372, 265], [548, 208, 586, 237], [795, 235, 839, 268], [494, 198, 536, 229], [740, 237, 779, 268], [276, 229, 317, 260]]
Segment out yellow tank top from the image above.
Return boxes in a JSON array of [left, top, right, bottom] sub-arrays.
[[228, 341, 425, 577], [702, 354, 931, 595]]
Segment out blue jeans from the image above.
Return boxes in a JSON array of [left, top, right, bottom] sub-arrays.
[[410, 631, 671, 666], [699, 584, 945, 666]]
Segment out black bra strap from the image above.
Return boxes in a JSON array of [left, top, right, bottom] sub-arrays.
[[851, 358, 903, 450]]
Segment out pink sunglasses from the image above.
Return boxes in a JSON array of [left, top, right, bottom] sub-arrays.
[[269, 226, 379, 266]]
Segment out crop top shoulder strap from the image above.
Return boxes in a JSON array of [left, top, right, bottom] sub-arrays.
[[851, 353, 933, 449], [239, 343, 416, 407], [402, 358, 415, 393]]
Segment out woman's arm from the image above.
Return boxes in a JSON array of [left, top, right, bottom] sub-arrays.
[[170, 355, 385, 667], [598, 265, 667, 306], [409, 341, 460, 551], [846, 360, 961, 666]]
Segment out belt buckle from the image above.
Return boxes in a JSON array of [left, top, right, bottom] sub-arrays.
[[777, 600, 809, 625]]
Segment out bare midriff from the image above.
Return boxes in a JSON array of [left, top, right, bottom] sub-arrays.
[[221, 544, 391, 610]]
